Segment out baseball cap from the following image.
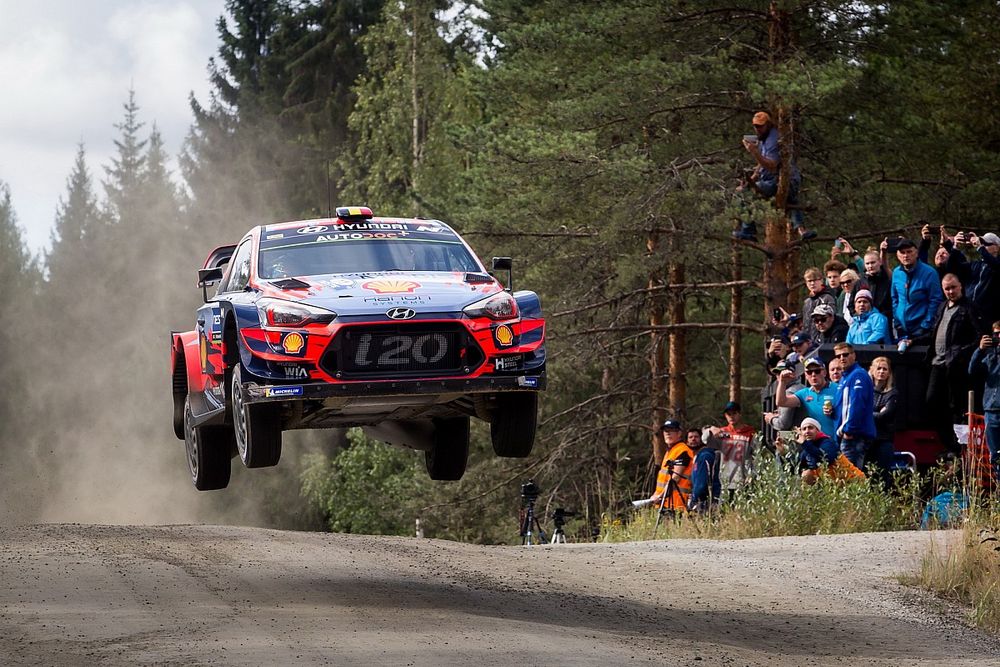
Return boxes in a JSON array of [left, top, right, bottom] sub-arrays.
[[982, 232, 1000, 246], [804, 357, 824, 369], [790, 332, 810, 346], [894, 238, 917, 250], [723, 401, 741, 413], [661, 419, 681, 431], [812, 304, 835, 318], [752, 111, 771, 125], [854, 289, 873, 303]]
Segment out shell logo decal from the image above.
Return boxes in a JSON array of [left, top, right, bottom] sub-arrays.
[[495, 324, 514, 347], [282, 332, 306, 355], [362, 279, 420, 294], [200, 332, 209, 370]]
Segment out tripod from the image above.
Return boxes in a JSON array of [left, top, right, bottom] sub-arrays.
[[651, 477, 687, 539], [520, 497, 548, 546], [550, 523, 567, 544]]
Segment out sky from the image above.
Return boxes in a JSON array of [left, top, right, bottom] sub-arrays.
[[0, 0, 226, 254]]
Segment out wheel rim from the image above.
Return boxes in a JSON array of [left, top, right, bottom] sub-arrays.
[[184, 400, 199, 482], [232, 365, 250, 463]]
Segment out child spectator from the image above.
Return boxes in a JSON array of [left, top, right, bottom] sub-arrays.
[[824, 259, 847, 295], [802, 267, 836, 338]]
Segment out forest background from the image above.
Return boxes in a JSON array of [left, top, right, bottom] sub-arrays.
[[1, 0, 998, 543]]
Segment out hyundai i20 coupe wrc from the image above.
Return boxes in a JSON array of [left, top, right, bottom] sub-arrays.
[[170, 207, 546, 490]]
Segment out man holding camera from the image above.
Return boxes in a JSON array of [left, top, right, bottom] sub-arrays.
[[889, 237, 943, 347], [648, 420, 694, 513], [969, 322, 1000, 483]]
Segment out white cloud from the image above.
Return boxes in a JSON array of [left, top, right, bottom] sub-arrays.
[[0, 1, 225, 253]]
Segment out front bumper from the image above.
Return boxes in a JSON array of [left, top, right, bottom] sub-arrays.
[[242, 372, 546, 405]]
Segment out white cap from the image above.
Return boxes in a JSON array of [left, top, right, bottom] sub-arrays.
[[800, 417, 822, 430]]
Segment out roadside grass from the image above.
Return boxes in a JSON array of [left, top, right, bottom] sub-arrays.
[[599, 450, 924, 542], [905, 499, 1000, 634]]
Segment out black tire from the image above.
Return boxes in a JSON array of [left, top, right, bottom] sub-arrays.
[[184, 396, 232, 490], [232, 364, 282, 468], [491, 392, 538, 458], [425, 416, 470, 481]]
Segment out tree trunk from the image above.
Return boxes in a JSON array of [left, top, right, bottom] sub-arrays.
[[667, 257, 686, 424], [647, 232, 667, 465], [729, 242, 743, 402]]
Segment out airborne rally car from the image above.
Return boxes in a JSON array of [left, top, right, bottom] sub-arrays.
[[171, 207, 546, 490]]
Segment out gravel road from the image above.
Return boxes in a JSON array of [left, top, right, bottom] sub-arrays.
[[0, 525, 996, 665]]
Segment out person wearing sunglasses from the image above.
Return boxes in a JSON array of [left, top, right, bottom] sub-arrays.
[[832, 342, 876, 469], [776, 356, 839, 437]]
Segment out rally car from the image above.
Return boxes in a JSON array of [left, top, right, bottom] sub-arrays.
[[170, 207, 546, 490]]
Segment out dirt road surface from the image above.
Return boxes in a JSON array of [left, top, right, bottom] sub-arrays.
[[0, 525, 996, 666]]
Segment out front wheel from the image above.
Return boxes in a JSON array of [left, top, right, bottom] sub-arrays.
[[232, 364, 282, 468], [184, 396, 232, 490], [491, 392, 538, 457], [425, 416, 470, 481]]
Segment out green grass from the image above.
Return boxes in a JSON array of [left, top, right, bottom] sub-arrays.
[[599, 450, 924, 542]]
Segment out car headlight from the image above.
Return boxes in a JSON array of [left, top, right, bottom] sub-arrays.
[[463, 292, 519, 321], [257, 298, 337, 327]]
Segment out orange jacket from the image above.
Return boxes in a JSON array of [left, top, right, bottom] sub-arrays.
[[654, 442, 694, 511]]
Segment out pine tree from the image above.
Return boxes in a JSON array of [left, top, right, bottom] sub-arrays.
[[104, 88, 147, 228]]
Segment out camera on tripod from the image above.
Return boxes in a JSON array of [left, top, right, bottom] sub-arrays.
[[521, 479, 540, 503], [552, 507, 575, 528]]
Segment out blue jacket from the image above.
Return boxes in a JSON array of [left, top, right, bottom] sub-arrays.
[[969, 346, 1000, 412], [837, 362, 877, 439], [846, 309, 889, 345], [891, 261, 943, 340], [799, 435, 840, 471]]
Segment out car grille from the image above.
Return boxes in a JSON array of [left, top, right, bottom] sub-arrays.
[[320, 323, 484, 379]]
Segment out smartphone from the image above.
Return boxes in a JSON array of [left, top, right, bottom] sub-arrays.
[[992, 332, 1000, 346], [834, 239, 843, 249], [743, 134, 758, 144], [773, 308, 783, 321]]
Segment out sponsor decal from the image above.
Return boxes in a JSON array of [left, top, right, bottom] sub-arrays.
[[386, 307, 417, 320], [282, 332, 306, 355], [494, 324, 514, 347], [363, 295, 430, 304], [266, 233, 285, 240], [211, 331, 223, 343], [213, 314, 221, 325], [517, 376, 539, 388], [297, 225, 329, 234], [363, 279, 420, 294], [334, 222, 409, 231], [279, 365, 309, 379], [494, 355, 522, 372], [415, 223, 443, 233], [324, 278, 355, 289], [264, 386, 304, 397], [316, 231, 410, 243]]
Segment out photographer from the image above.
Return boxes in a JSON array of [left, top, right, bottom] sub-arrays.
[[647, 420, 694, 513], [969, 321, 1000, 483]]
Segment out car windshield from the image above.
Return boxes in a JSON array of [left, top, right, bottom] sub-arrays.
[[258, 239, 481, 279]]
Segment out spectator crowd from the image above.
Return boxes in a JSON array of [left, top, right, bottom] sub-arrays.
[[643, 225, 1000, 516]]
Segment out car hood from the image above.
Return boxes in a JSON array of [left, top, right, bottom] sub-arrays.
[[256, 271, 504, 316]]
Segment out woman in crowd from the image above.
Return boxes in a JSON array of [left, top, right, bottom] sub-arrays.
[[868, 356, 898, 488]]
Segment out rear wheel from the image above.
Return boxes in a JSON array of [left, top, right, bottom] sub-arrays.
[[491, 392, 538, 457], [184, 396, 232, 490], [232, 364, 282, 468], [425, 416, 470, 481]]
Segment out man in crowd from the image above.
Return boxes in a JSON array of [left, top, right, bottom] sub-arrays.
[[832, 342, 877, 469], [969, 322, 1000, 483], [964, 231, 1000, 325], [810, 303, 848, 346], [828, 357, 844, 383], [707, 401, 757, 500], [802, 267, 837, 338], [776, 357, 839, 437], [648, 420, 694, 514], [737, 111, 816, 241], [926, 274, 984, 453], [890, 237, 943, 347], [847, 289, 890, 344]]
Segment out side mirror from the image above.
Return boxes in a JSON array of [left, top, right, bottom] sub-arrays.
[[491, 257, 513, 292], [198, 267, 224, 302]]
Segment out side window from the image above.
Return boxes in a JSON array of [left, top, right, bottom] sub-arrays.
[[221, 240, 253, 293]]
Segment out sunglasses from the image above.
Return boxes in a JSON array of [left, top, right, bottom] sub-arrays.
[[834, 352, 852, 359], [805, 368, 824, 375]]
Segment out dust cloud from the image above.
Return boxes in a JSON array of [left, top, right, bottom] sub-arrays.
[[0, 224, 320, 530]]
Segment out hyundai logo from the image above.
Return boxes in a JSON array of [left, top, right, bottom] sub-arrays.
[[386, 307, 416, 320]]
